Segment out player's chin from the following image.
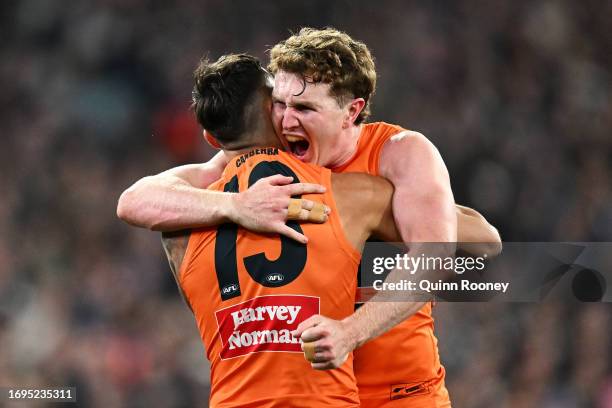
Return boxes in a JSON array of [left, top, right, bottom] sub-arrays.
[[311, 361, 335, 370]]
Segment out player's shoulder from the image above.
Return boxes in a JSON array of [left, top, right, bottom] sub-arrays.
[[381, 129, 439, 159], [381, 127, 428, 144], [362, 121, 405, 135]]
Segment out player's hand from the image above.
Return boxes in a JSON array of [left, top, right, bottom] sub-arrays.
[[229, 175, 330, 244], [292, 315, 358, 370]]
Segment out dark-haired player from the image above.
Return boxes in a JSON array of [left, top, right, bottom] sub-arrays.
[[162, 53, 399, 406], [119, 29, 501, 408]]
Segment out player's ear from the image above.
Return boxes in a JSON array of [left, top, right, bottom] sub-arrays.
[[264, 94, 273, 113], [344, 98, 366, 128], [203, 130, 222, 149]]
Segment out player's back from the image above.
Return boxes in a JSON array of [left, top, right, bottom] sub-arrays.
[[178, 148, 368, 407]]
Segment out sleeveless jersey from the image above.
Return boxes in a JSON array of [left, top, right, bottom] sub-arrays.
[[179, 148, 362, 407], [335, 122, 451, 408]]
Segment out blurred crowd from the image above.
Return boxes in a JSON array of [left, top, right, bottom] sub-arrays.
[[1, 0, 610, 406]]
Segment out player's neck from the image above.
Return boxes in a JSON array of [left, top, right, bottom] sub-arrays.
[[223, 120, 282, 158], [223, 137, 283, 159], [329, 124, 362, 169]]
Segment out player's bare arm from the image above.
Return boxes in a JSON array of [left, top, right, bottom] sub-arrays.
[[331, 178, 500, 252], [329, 172, 397, 251], [118, 157, 499, 246], [296, 131, 458, 369], [161, 230, 192, 311], [117, 151, 229, 230], [456, 204, 502, 256], [117, 151, 328, 243]]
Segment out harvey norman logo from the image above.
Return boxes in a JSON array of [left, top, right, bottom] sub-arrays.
[[215, 295, 320, 359]]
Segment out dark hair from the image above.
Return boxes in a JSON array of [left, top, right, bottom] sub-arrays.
[[269, 27, 376, 124], [192, 54, 269, 147]]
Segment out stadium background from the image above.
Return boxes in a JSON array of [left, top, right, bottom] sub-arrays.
[[1, 0, 611, 406]]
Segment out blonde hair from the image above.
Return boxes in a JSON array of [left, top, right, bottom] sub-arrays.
[[269, 27, 376, 124]]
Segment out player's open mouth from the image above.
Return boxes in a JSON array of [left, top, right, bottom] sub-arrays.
[[285, 135, 310, 159]]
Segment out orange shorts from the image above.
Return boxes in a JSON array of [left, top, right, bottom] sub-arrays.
[[359, 377, 451, 408]]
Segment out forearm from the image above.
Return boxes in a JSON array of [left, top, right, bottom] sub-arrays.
[[117, 153, 229, 231], [345, 207, 502, 347], [117, 175, 233, 231], [343, 243, 454, 348], [456, 205, 502, 256], [343, 286, 428, 348], [344, 202, 456, 348]]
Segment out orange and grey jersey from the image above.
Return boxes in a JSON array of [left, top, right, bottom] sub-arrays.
[[179, 148, 361, 407]]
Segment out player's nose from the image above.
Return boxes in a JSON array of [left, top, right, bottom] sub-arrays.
[[282, 107, 300, 130]]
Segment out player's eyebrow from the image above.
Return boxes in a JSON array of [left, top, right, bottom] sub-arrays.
[[287, 99, 318, 110]]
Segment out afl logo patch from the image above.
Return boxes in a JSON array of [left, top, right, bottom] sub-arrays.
[[266, 273, 284, 283], [222, 284, 239, 294]]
